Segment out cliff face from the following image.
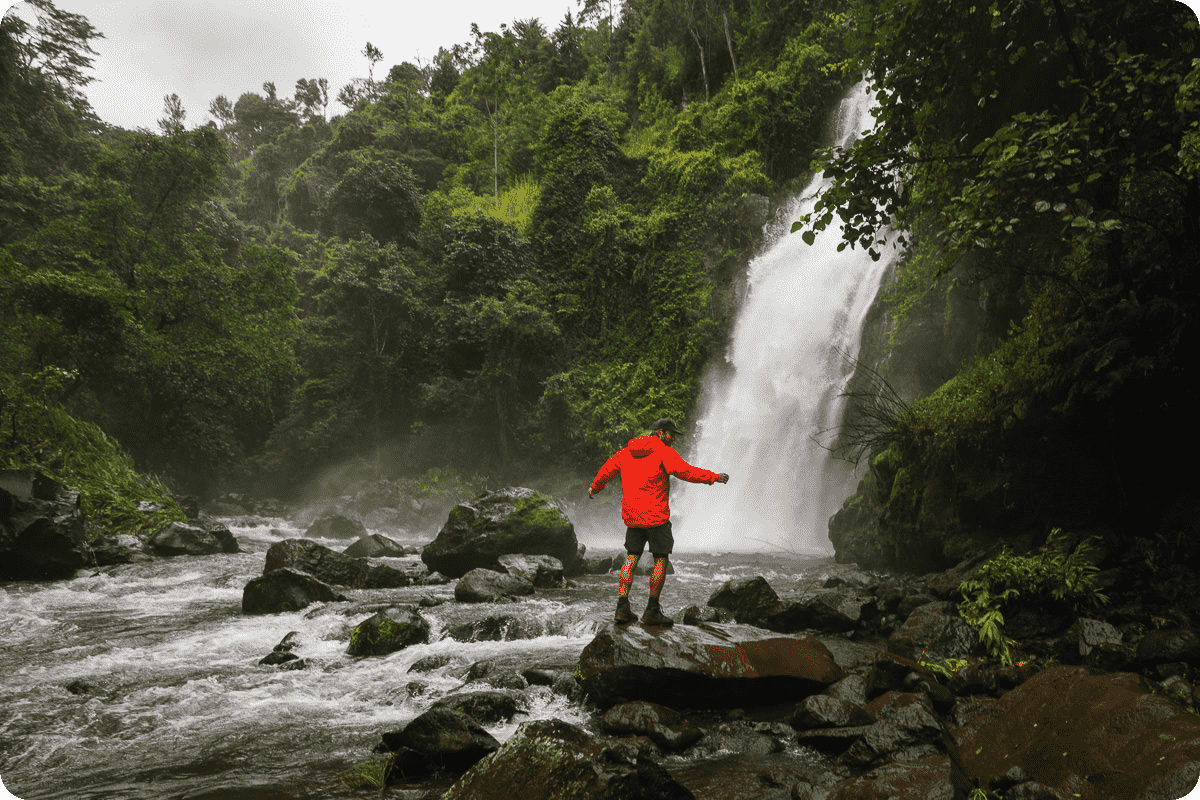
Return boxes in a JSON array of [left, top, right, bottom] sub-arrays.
[[829, 244, 1200, 613], [809, 0, 1200, 606]]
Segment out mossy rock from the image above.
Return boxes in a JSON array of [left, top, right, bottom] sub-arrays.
[[421, 487, 580, 578], [347, 608, 430, 656]]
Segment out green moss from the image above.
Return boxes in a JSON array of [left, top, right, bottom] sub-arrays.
[[377, 618, 407, 641], [898, 288, 1063, 455], [513, 495, 566, 529]]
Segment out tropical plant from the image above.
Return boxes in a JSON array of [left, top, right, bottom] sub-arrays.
[[958, 530, 1109, 665]]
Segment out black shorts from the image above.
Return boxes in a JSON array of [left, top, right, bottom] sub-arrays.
[[625, 521, 673, 557]]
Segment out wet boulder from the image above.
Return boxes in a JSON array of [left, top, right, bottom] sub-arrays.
[[259, 631, 303, 667], [600, 700, 703, 752], [707, 576, 875, 635], [956, 665, 1200, 800], [762, 588, 878, 634], [825, 754, 965, 800], [446, 614, 545, 643], [342, 533, 412, 558], [790, 694, 873, 730], [464, 660, 531, 691], [836, 692, 969, 793], [431, 690, 527, 724], [305, 512, 367, 539], [146, 521, 236, 556], [264, 538, 422, 589], [825, 674, 870, 708], [887, 601, 978, 662], [1071, 617, 1123, 657], [707, 576, 780, 624], [453, 567, 536, 603], [579, 552, 621, 574], [577, 621, 843, 709], [1137, 628, 1200, 668], [0, 469, 89, 580], [440, 718, 695, 800], [241, 567, 345, 614], [347, 608, 429, 656], [207, 523, 239, 553], [88, 533, 146, 566], [421, 487, 580, 578], [381, 707, 501, 782], [497, 553, 564, 588]]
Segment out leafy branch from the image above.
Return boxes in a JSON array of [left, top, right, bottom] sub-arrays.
[[958, 529, 1109, 665]]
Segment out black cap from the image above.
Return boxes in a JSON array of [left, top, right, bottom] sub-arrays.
[[652, 418, 683, 435]]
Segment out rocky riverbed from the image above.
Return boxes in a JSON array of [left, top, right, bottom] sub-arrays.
[[3, 481, 1200, 799]]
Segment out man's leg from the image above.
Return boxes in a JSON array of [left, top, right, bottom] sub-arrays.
[[619, 553, 640, 597], [649, 556, 669, 597], [616, 526, 648, 624], [614, 554, 639, 623], [641, 552, 674, 626]]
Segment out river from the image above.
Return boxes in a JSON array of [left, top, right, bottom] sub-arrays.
[[0, 518, 854, 800]]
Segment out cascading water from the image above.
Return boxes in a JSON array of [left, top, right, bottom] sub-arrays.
[[674, 82, 896, 554]]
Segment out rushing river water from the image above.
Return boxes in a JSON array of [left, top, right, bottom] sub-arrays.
[[0, 518, 855, 800]]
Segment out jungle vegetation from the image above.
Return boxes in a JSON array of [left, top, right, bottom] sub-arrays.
[[0, 0, 851, 510], [2, 0, 1197, 561]]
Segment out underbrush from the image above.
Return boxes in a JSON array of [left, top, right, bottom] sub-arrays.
[[0, 367, 183, 537], [958, 530, 1109, 665]]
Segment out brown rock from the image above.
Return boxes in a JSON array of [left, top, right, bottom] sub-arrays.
[[956, 665, 1200, 800], [577, 621, 844, 709]]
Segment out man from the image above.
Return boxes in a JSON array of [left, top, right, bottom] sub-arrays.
[[588, 418, 729, 626]]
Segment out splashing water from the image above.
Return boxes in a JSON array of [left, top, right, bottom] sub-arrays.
[[675, 83, 896, 554]]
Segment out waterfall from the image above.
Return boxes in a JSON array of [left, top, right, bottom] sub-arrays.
[[674, 82, 895, 554]]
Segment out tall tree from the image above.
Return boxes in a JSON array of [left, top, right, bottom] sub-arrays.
[[2, 0, 102, 114], [293, 77, 331, 123], [157, 92, 186, 135]]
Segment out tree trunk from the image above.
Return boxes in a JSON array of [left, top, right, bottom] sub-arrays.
[[723, 10, 739, 82], [495, 388, 511, 466], [689, 25, 710, 101]]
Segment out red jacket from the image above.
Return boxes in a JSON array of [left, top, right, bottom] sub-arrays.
[[589, 435, 720, 527]]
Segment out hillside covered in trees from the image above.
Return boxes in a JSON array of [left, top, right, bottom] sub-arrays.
[[2, 0, 1198, 583], [0, 0, 851, 516]]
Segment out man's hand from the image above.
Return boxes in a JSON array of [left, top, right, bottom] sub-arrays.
[[588, 486, 596, 498], [716, 473, 729, 484]]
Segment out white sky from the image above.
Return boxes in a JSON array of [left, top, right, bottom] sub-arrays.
[[2, 1, 1198, 132], [3, 0, 588, 130]]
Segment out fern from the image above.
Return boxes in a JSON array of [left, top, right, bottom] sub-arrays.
[[958, 530, 1108, 664]]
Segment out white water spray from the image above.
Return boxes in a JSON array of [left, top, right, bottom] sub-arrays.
[[675, 83, 895, 554]]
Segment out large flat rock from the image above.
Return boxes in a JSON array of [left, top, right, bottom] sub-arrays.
[[955, 666, 1200, 799], [577, 621, 843, 709]]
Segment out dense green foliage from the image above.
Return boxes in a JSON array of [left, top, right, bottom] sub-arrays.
[[820, 0, 1200, 579], [0, 366, 184, 536], [1, 0, 850, 503]]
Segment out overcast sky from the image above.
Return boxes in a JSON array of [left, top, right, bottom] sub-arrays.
[[3, 0, 585, 130], [4, 1, 1199, 132]]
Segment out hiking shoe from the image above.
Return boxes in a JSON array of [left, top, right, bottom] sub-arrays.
[[641, 600, 674, 627], [615, 597, 637, 624]]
